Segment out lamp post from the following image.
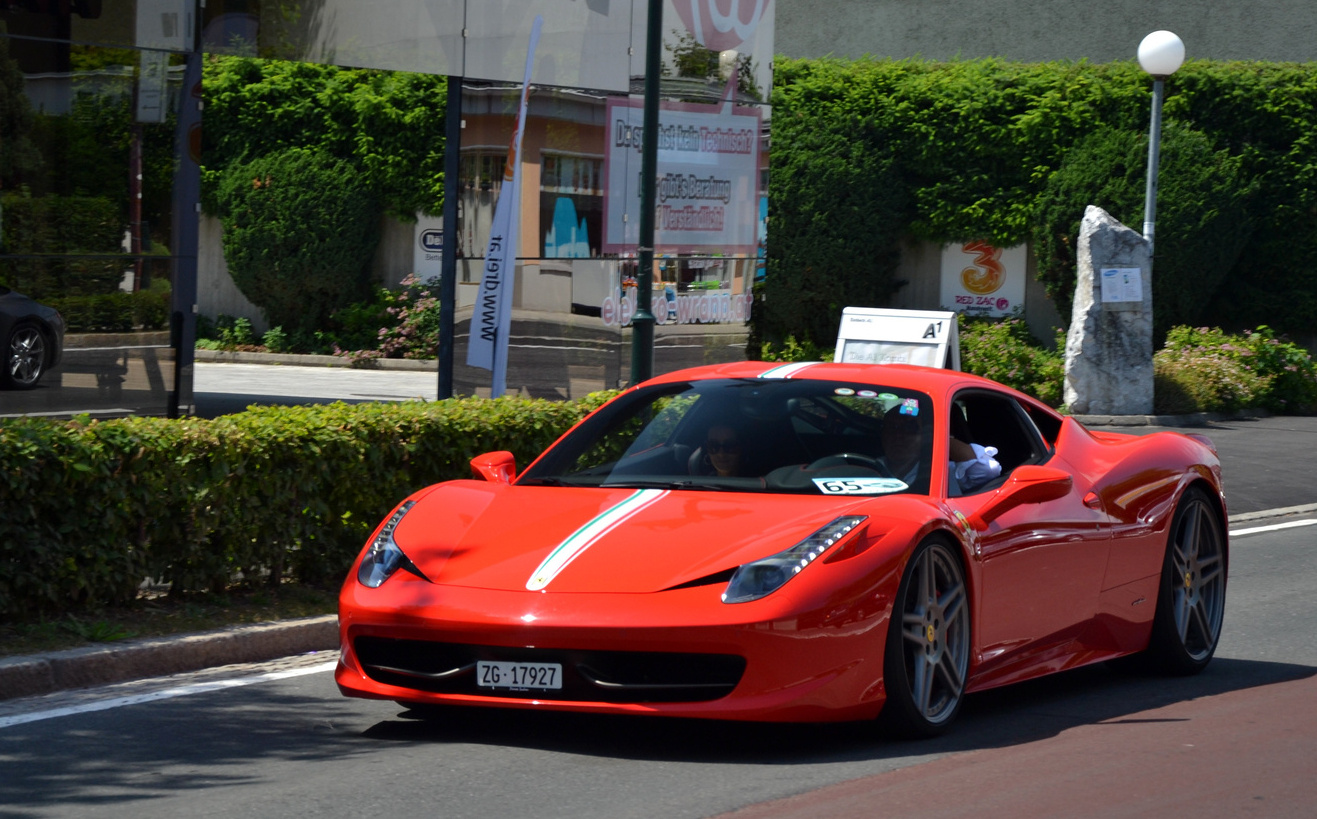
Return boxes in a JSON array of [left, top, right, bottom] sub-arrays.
[[629, 0, 663, 385], [1137, 30, 1185, 256]]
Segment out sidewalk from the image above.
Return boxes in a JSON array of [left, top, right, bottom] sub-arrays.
[[0, 616, 337, 702]]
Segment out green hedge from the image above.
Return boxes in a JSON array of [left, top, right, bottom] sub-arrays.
[[0, 394, 613, 618], [761, 58, 1317, 350], [49, 289, 171, 333], [0, 193, 126, 299], [201, 57, 448, 220]]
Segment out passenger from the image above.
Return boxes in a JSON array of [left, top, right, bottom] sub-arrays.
[[878, 405, 1000, 493], [949, 435, 1001, 494]]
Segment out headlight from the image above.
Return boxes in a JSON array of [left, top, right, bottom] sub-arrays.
[[358, 500, 422, 588], [722, 516, 867, 604]]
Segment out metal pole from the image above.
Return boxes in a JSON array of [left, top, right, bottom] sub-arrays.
[[1142, 76, 1166, 259], [438, 77, 463, 400], [167, 48, 203, 418], [630, 0, 663, 385]]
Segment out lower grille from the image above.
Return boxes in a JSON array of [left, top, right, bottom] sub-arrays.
[[354, 636, 746, 703]]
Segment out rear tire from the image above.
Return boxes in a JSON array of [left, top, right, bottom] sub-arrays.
[[879, 537, 971, 738], [1144, 486, 1227, 675]]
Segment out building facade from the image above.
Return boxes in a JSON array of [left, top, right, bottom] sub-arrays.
[[2, 0, 775, 416]]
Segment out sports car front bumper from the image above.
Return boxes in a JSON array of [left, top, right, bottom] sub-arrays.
[[336, 575, 894, 723]]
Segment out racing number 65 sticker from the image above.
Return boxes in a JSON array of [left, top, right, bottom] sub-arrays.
[[814, 477, 908, 495]]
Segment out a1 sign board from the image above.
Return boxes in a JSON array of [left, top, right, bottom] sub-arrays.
[[833, 308, 961, 370]]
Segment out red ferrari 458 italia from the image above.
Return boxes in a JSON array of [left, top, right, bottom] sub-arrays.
[[336, 361, 1227, 736]]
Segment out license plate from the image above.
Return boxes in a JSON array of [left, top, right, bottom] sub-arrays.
[[477, 661, 562, 690]]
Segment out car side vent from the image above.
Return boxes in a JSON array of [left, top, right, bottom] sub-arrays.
[[663, 567, 737, 591]]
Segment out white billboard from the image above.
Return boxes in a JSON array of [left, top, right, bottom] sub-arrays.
[[603, 93, 762, 255]]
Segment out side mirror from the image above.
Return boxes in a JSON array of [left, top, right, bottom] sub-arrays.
[[968, 464, 1073, 529], [470, 451, 517, 484]]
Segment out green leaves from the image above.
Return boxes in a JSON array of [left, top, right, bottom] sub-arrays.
[[201, 56, 447, 219], [762, 57, 1317, 350], [0, 395, 614, 619], [215, 147, 381, 335]]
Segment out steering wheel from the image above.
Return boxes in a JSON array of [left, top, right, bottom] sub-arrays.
[[805, 453, 892, 476]]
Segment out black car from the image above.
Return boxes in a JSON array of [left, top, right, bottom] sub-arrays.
[[1, 286, 65, 389]]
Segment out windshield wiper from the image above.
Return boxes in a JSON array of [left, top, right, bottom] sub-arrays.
[[601, 479, 736, 491]]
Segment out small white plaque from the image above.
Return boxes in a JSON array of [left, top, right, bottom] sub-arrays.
[[1100, 268, 1144, 303]]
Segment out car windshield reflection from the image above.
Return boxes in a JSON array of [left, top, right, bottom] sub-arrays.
[[518, 378, 936, 495]]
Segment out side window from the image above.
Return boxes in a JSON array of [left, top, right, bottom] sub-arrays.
[[952, 391, 1049, 484], [1022, 402, 1062, 448]]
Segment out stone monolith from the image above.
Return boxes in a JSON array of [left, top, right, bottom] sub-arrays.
[[1063, 206, 1154, 415]]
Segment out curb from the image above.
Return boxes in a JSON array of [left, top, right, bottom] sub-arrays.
[[0, 615, 338, 703], [1073, 409, 1273, 427], [196, 349, 436, 371]]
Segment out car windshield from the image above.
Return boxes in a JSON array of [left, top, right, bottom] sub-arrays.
[[519, 378, 936, 495]]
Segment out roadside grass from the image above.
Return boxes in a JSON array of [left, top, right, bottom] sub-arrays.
[[0, 582, 339, 659]]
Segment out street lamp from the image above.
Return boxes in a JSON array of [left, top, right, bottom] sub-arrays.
[[1137, 30, 1185, 255], [629, 0, 663, 385]]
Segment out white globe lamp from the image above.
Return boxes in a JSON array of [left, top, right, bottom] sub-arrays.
[[1138, 31, 1184, 252], [1138, 30, 1186, 77]]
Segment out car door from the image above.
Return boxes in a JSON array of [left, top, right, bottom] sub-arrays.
[[944, 390, 1112, 683]]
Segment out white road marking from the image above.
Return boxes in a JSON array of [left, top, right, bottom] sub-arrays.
[[0, 660, 337, 730], [1229, 518, 1317, 538]]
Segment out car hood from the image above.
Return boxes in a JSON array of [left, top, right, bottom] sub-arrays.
[[389, 481, 877, 593]]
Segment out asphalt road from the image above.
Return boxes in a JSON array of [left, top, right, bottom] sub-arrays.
[[1, 520, 1312, 818]]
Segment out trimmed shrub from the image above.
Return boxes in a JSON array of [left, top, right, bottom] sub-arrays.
[[756, 60, 910, 351], [1154, 347, 1269, 415], [215, 147, 381, 335], [49, 288, 170, 333], [201, 57, 448, 220], [0, 393, 615, 618], [0, 194, 125, 298]]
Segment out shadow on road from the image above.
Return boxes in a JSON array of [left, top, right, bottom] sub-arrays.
[[1, 658, 1309, 815], [358, 657, 1314, 763]]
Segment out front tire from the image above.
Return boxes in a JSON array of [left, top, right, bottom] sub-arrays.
[[880, 538, 971, 738], [1144, 486, 1227, 675], [4, 323, 48, 389]]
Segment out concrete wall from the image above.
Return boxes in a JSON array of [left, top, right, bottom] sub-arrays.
[[197, 215, 266, 333], [776, 0, 1317, 63]]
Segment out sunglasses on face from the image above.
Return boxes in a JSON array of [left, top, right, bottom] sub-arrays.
[[706, 438, 740, 453]]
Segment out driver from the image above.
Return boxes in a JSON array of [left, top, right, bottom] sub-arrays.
[[877, 408, 923, 484], [703, 423, 750, 477]]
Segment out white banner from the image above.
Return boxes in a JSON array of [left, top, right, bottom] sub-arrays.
[[603, 88, 762, 255], [467, 16, 543, 397]]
